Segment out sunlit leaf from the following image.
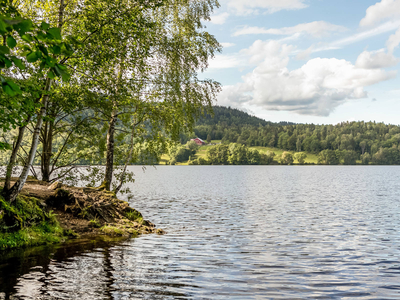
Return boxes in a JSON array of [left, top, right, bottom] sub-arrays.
[[40, 21, 50, 31], [11, 57, 25, 69], [3, 84, 16, 96], [4, 57, 12, 68], [7, 80, 21, 92], [14, 19, 33, 35], [26, 51, 39, 62], [50, 45, 61, 54], [21, 34, 33, 43], [48, 27, 62, 40], [6, 36, 16, 48], [0, 45, 10, 55], [48, 70, 56, 79]]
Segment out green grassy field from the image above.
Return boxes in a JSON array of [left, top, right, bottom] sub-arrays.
[[160, 141, 319, 165]]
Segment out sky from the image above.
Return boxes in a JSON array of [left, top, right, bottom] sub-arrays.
[[200, 0, 400, 125]]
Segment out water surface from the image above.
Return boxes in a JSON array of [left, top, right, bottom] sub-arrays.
[[1, 166, 400, 299]]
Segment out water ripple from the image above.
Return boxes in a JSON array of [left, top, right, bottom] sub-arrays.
[[2, 166, 400, 299]]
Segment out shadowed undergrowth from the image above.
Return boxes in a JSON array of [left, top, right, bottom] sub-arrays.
[[0, 190, 68, 250]]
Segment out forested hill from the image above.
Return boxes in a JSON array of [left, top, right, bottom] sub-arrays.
[[196, 106, 295, 127], [192, 106, 400, 165]]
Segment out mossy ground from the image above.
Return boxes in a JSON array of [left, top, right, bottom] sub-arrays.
[[0, 181, 164, 251], [0, 191, 69, 250]]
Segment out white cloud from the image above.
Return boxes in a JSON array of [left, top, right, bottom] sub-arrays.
[[218, 40, 396, 116], [208, 54, 246, 70], [233, 26, 272, 36], [387, 27, 400, 53], [356, 49, 399, 69], [217, 84, 252, 107], [221, 42, 236, 48], [360, 0, 400, 27], [233, 21, 347, 37], [296, 46, 314, 60], [353, 26, 400, 70], [209, 12, 229, 25], [221, 0, 307, 15], [243, 39, 294, 64], [311, 20, 400, 53]]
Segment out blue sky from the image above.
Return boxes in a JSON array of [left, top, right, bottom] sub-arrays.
[[201, 0, 400, 125]]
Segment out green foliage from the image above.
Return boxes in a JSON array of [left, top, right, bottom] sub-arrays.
[[343, 150, 359, 165], [294, 152, 307, 164], [247, 149, 261, 165], [89, 219, 101, 228], [0, 9, 73, 92], [207, 144, 230, 164], [0, 193, 66, 250], [169, 145, 192, 164], [281, 152, 294, 165], [206, 134, 212, 143], [188, 156, 210, 165], [202, 143, 275, 165], [372, 147, 400, 165], [100, 225, 124, 236], [125, 209, 143, 222], [187, 106, 400, 165], [0, 194, 53, 231], [0, 221, 65, 250], [197, 106, 271, 127], [0, 3, 73, 151], [261, 151, 276, 165], [187, 140, 200, 153], [318, 150, 340, 165], [361, 152, 371, 165]]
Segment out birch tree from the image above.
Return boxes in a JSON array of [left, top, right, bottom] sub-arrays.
[[98, 0, 221, 191], [1, 2, 73, 202]]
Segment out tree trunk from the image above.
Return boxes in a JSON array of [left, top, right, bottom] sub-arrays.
[[2, 116, 31, 195], [101, 41, 126, 191], [4, 79, 52, 203], [40, 0, 63, 182], [58, 0, 65, 29], [41, 118, 54, 182], [102, 108, 117, 191], [114, 123, 136, 194]]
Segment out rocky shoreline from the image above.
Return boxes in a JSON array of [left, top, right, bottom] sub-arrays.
[[0, 178, 164, 250]]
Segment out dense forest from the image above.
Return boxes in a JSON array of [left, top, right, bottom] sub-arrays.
[[186, 106, 400, 165]]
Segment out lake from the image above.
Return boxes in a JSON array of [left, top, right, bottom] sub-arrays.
[[2, 166, 400, 299]]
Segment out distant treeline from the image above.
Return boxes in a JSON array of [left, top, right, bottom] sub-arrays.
[[180, 106, 400, 165]]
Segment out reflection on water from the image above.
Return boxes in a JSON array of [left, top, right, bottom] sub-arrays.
[[2, 166, 400, 299]]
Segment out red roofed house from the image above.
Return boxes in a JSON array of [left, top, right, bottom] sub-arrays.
[[191, 137, 205, 146]]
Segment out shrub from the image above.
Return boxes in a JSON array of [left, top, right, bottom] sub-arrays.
[[294, 152, 307, 164], [281, 152, 294, 165]]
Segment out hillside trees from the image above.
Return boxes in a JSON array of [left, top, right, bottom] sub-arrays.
[[294, 152, 307, 165], [192, 107, 400, 164], [281, 152, 293, 165], [343, 150, 358, 165], [207, 144, 229, 164], [317, 150, 339, 165]]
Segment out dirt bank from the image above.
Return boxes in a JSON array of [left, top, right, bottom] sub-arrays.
[[1, 178, 164, 238]]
